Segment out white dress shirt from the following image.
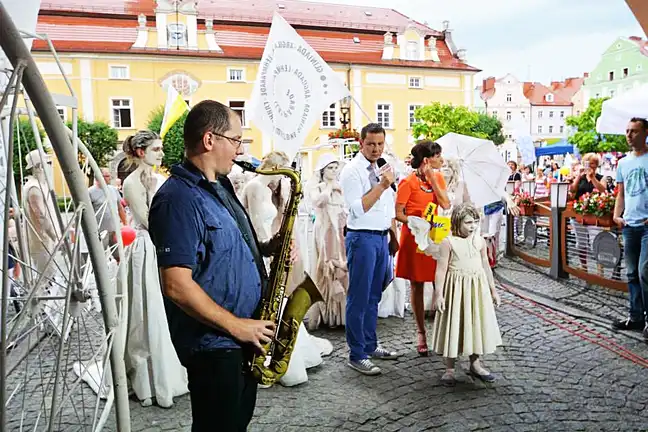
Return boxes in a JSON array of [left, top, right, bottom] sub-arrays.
[[340, 152, 395, 231]]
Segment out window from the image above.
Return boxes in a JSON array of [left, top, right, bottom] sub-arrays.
[[521, 111, 526, 118], [506, 111, 511, 121], [576, 110, 581, 116], [229, 101, 247, 127], [549, 126, 553, 134], [406, 41, 419, 60], [492, 110, 498, 118], [610, 90, 615, 97], [545, 94, 554, 102], [623, 67, 629, 78], [228, 68, 245, 82], [560, 125, 564, 133], [637, 64, 643, 72], [608, 71, 614, 81], [111, 99, 133, 129], [184, 99, 191, 107], [538, 126, 543, 134], [560, 111, 564, 118], [408, 104, 422, 128], [538, 111, 543, 119], [506, 93, 512, 102], [109, 65, 129, 80], [549, 111, 554, 118], [376, 104, 392, 128], [409, 77, 422, 88], [56, 107, 67, 122], [595, 93, 600, 98], [168, 23, 187, 48], [321, 103, 336, 128]]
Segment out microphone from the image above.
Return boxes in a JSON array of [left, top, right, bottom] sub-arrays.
[[376, 158, 396, 191]]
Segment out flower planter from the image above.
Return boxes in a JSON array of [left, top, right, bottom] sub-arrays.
[[596, 215, 613, 227], [519, 204, 535, 216], [581, 214, 598, 225]]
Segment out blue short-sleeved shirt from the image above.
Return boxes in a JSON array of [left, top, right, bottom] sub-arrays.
[[149, 161, 262, 364], [616, 152, 648, 227]]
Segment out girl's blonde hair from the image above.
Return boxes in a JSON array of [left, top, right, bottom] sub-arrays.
[[450, 202, 480, 237]]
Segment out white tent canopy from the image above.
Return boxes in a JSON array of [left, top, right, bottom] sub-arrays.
[[596, 84, 648, 135]]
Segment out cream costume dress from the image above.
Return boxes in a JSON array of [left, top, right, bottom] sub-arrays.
[[124, 170, 188, 407], [430, 234, 502, 358], [304, 155, 348, 329]]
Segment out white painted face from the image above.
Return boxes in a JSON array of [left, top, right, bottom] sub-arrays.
[[142, 139, 164, 167], [459, 214, 478, 238], [322, 162, 339, 182]]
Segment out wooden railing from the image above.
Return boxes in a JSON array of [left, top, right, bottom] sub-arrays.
[[506, 200, 628, 292]]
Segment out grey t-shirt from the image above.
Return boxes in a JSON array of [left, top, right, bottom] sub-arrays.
[[88, 184, 121, 233]]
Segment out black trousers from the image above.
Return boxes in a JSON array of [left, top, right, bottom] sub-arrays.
[[185, 349, 258, 432]]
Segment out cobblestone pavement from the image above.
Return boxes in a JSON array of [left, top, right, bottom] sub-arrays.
[[113, 257, 648, 432]]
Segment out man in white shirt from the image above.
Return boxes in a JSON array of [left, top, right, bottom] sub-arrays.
[[340, 123, 400, 375]]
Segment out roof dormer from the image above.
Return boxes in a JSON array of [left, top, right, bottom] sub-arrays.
[[155, 0, 198, 50], [545, 93, 554, 102]]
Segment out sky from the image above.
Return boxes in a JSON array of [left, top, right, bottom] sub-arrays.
[[307, 0, 644, 85]]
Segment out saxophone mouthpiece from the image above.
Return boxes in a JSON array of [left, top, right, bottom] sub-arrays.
[[233, 159, 259, 173]]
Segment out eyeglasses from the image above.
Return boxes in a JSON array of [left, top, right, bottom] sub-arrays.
[[211, 131, 243, 149]]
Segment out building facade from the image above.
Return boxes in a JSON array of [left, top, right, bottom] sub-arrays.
[[31, 0, 479, 175], [481, 74, 584, 144], [583, 36, 648, 106]]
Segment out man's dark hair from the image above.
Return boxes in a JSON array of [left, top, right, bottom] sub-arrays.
[[360, 123, 385, 141], [184, 100, 232, 154], [630, 117, 648, 130], [508, 160, 518, 170]]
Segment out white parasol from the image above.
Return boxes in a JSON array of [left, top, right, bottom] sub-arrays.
[[596, 84, 648, 135], [436, 133, 510, 208]]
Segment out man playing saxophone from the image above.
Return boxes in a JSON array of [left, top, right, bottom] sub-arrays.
[[149, 100, 282, 432]]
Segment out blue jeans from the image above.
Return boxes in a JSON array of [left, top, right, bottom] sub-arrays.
[[623, 225, 648, 323], [345, 231, 390, 362]]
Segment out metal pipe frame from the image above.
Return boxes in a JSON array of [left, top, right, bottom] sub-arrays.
[[0, 4, 131, 431]]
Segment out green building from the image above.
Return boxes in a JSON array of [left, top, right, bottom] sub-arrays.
[[584, 36, 648, 105]]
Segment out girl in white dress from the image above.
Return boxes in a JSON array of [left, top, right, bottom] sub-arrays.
[[121, 130, 188, 407], [431, 203, 502, 386]]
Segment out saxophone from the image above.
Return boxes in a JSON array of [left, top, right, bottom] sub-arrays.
[[234, 160, 322, 386]]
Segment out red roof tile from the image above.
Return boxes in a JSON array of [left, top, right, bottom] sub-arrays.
[[39, 0, 440, 35], [32, 16, 478, 71], [524, 82, 572, 106], [480, 76, 581, 106]]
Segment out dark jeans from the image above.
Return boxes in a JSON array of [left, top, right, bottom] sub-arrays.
[[345, 231, 390, 362], [185, 349, 257, 432], [623, 225, 648, 323]]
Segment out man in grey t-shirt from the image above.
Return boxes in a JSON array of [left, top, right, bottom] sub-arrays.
[[88, 168, 127, 259]]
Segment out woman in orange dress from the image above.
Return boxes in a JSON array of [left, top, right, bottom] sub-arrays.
[[395, 141, 450, 356]]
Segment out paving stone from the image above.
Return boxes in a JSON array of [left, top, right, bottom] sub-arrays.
[[100, 257, 648, 431]]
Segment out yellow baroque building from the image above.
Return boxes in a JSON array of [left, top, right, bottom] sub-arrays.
[[33, 0, 479, 180]]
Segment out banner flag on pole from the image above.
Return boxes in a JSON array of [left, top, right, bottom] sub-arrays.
[[160, 85, 189, 139], [248, 12, 351, 159]]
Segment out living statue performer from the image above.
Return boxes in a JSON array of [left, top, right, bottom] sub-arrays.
[[239, 151, 333, 387], [304, 154, 348, 329], [122, 130, 188, 407], [430, 203, 502, 386]]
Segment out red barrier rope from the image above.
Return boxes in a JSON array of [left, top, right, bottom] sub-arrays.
[[498, 281, 648, 369]]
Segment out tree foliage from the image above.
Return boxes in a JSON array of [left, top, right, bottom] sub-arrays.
[[12, 117, 43, 183], [565, 97, 628, 154], [147, 106, 188, 168], [66, 119, 119, 167], [412, 102, 504, 144]]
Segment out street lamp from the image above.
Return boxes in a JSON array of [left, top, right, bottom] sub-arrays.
[[522, 180, 536, 197], [339, 96, 351, 131], [550, 182, 570, 209]]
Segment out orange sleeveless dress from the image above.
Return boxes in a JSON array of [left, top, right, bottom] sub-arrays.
[[395, 172, 446, 283]]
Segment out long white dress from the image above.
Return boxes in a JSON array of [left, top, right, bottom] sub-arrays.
[[124, 173, 188, 407], [430, 235, 502, 358], [258, 202, 332, 387]]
